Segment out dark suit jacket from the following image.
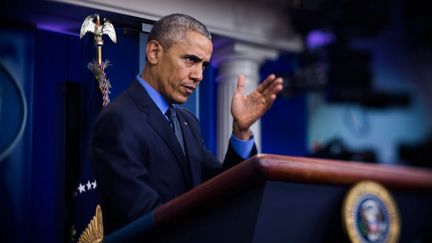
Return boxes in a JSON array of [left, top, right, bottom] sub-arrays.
[[92, 80, 256, 233]]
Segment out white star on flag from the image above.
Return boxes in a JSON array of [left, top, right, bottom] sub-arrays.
[[78, 183, 86, 194], [86, 180, 92, 190], [92, 180, 97, 189]]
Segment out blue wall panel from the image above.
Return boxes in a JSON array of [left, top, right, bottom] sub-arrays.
[[261, 55, 307, 156], [262, 95, 307, 156]]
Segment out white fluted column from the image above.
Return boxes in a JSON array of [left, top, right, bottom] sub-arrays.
[[213, 42, 278, 161]]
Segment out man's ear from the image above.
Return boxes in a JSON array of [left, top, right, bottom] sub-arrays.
[[146, 40, 163, 65]]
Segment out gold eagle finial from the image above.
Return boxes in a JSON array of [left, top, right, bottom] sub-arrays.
[[80, 14, 117, 44], [77, 205, 104, 243]]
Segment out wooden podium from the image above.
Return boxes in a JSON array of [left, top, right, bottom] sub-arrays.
[[105, 154, 432, 242]]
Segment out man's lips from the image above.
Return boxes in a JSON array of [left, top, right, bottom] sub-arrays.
[[182, 84, 196, 94]]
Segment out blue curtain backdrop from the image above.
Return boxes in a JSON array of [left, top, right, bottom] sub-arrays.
[[0, 27, 34, 243], [32, 29, 84, 243], [0, 24, 140, 242]]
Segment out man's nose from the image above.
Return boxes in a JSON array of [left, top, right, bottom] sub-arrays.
[[190, 65, 203, 82]]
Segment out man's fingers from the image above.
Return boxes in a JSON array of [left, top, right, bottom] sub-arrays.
[[256, 74, 276, 93], [261, 77, 283, 97], [236, 74, 246, 95]]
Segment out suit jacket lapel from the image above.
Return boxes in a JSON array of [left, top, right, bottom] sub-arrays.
[[127, 80, 193, 188]]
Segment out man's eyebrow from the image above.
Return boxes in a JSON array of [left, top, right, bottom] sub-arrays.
[[184, 54, 203, 62], [184, 54, 210, 67]]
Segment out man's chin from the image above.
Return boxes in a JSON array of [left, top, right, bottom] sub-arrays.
[[173, 96, 188, 104]]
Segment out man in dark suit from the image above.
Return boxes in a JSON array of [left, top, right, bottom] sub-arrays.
[[92, 13, 283, 234]]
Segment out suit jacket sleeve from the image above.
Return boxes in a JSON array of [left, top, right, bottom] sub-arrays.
[[182, 108, 257, 181]]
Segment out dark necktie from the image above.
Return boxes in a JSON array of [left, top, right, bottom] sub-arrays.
[[166, 106, 185, 155]]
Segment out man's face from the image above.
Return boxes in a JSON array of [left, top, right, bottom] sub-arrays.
[[156, 31, 213, 104]]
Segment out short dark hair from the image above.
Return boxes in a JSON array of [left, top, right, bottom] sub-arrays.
[[148, 13, 212, 48]]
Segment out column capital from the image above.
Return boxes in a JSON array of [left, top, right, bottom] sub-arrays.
[[212, 40, 279, 67]]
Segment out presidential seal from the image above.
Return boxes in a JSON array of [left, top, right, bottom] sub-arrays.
[[342, 180, 400, 243]]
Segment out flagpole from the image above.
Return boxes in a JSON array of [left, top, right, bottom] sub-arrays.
[[80, 13, 117, 107], [74, 13, 117, 243]]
